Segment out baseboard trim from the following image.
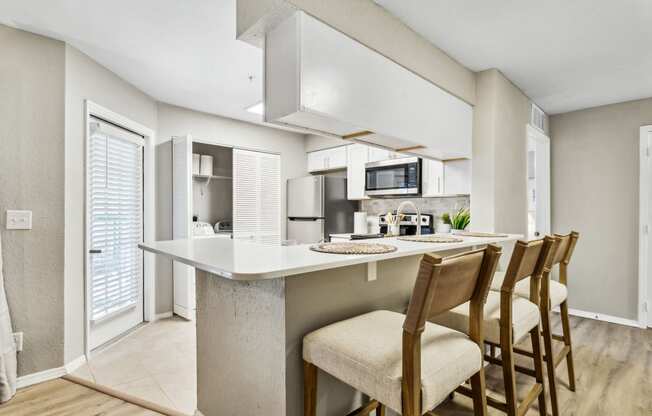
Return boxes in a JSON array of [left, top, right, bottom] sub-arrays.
[[557, 307, 643, 328], [173, 304, 195, 321], [16, 366, 67, 389], [154, 311, 173, 321], [64, 355, 87, 373]]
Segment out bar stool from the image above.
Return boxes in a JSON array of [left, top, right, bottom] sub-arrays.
[[430, 237, 557, 416], [303, 245, 502, 416], [490, 232, 579, 416]]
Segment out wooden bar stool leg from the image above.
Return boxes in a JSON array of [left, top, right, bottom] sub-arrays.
[[540, 306, 560, 416], [530, 325, 548, 416], [560, 300, 576, 392], [499, 331, 518, 416], [470, 367, 488, 416], [376, 404, 386, 416], [304, 360, 318, 416]]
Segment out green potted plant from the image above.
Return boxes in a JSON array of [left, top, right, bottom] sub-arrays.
[[438, 212, 452, 234], [450, 208, 471, 234]]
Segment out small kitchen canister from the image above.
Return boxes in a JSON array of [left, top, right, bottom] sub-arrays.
[[192, 154, 200, 175], [354, 212, 368, 234], [199, 155, 214, 176]]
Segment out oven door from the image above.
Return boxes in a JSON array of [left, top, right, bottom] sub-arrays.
[[365, 157, 421, 196]]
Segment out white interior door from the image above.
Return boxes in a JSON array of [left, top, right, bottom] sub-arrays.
[[87, 117, 144, 350], [639, 126, 652, 327], [172, 135, 195, 321], [233, 149, 281, 245], [527, 125, 551, 239]]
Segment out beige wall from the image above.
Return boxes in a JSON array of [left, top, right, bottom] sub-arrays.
[[0, 25, 66, 377], [63, 45, 159, 362], [155, 102, 307, 313], [550, 98, 652, 320], [237, 0, 476, 104], [471, 69, 533, 237]]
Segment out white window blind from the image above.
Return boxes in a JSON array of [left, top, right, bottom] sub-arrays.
[[89, 117, 144, 323], [233, 149, 281, 245]]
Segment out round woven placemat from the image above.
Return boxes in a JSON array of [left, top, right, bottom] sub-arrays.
[[310, 242, 398, 255], [397, 235, 463, 243]]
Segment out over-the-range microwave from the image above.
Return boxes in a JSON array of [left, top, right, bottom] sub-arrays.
[[365, 156, 421, 197]]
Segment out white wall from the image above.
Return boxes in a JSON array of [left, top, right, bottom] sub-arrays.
[[64, 45, 158, 363], [155, 102, 307, 313]]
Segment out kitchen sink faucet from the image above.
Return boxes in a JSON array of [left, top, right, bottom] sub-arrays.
[[396, 200, 422, 235]]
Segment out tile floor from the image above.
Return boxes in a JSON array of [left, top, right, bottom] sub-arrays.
[[73, 316, 196, 415]]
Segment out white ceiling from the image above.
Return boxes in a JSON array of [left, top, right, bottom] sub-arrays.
[[3, 1, 651, 119], [375, 0, 652, 114], [0, 0, 266, 124]]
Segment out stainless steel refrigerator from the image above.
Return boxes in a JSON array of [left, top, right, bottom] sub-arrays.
[[287, 175, 358, 244]]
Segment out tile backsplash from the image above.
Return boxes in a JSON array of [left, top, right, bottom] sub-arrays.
[[361, 196, 470, 225]]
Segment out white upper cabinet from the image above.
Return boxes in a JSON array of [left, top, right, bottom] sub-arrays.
[[422, 159, 445, 197], [443, 159, 472, 195], [307, 146, 348, 172], [346, 144, 369, 200], [265, 12, 473, 160]]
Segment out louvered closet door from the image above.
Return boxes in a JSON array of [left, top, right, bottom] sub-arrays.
[[88, 117, 144, 350], [233, 149, 281, 245]]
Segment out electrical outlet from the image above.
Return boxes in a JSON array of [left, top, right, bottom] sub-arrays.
[[13, 332, 23, 352], [6, 210, 32, 230]]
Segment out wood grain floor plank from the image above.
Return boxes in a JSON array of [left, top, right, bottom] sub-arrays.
[[1, 314, 650, 415], [0, 378, 162, 416]]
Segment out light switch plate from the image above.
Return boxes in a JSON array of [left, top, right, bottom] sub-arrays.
[[6, 210, 32, 230]]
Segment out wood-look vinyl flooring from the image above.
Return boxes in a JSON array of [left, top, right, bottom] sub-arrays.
[[0, 378, 164, 416], [1, 314, 650, 415], [433, 314, 652, 415]]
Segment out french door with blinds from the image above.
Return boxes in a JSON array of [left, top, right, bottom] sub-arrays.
[[87, 116, 145, 350], [233, 148, 281, 245]]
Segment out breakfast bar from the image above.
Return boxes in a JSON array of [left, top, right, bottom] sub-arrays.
[[140, 234, 519, 416]]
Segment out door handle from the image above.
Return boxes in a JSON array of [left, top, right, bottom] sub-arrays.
[[89, 249, 102, 254]]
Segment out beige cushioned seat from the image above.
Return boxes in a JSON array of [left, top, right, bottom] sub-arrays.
[[430, 291, 540, 345], [490, 271, 568, 308], [303, 310, 482, 414]]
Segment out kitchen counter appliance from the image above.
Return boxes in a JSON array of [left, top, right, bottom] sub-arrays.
[[379, 212, 433, 235], [365, 157, 421, 197], [287, 175, 358, 244]]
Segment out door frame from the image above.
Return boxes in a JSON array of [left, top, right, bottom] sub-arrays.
[[638, 125, 652, 328], [84, 100, 156, 357], [526, 124, 551, 238]]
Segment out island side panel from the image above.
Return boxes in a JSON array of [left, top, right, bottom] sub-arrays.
[[284, 255, 423, 416], [196, 270, 286, 415]]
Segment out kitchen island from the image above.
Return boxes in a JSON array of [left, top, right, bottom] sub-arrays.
[[140, 234, 519, 416]]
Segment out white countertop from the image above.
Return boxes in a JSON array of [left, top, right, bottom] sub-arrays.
[[140, 234, 520, 281]]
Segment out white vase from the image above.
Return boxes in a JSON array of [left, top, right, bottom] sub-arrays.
[[438, 224, 451, 234]]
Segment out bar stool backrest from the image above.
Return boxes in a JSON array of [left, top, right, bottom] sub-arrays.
[[552, 231, 580, 286], [401, 245, 502, 416]]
